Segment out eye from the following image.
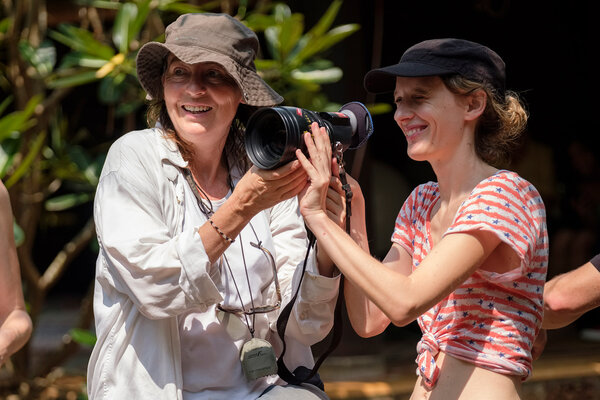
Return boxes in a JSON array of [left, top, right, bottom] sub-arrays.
[[205, 68, 228, 82], [173, 67, 187, 76], [165, 64, 189, 80]]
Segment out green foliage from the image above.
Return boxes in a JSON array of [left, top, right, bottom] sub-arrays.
[[69, 328, 97, 347], [0, 95, 43, 185], [246, 0, 360, 110]]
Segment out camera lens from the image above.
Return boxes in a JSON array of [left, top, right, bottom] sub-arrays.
[[245, 106, 360, 170], [245, 107, 304, 170], [256, 113, 287, 163]]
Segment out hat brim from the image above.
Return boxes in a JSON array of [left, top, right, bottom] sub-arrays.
[[136, 41, 283, 107], [364, 62, 455, 93]]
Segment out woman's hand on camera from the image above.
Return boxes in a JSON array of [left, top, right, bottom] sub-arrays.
[[232, 159, 308, 218], [296, 122, 333, 222], [326, 161, 347, 230]]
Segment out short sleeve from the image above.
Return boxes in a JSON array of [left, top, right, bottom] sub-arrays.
[[445, 172, 544, 279], [391, 183, 438, 256], [590, 254, 600, 272]]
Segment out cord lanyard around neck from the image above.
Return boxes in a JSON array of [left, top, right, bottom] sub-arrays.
[[183, 167, 279, 381]]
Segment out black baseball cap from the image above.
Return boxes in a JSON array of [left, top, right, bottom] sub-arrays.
[[364, 38, 506, 96]]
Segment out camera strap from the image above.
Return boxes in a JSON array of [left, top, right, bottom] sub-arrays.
[[275, 143, 350, 390]]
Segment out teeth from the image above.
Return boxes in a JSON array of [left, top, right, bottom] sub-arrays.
[[183, 105, 211, 113]]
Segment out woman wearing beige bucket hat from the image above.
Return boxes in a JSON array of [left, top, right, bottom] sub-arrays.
[[87, 13, 340, 400]]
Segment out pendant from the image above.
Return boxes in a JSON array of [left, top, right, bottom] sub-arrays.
[[240, 337, 278, 381]]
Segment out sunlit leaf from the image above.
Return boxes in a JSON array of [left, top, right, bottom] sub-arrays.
[[47, 70, 99, 89], [0, 95, 41, 142], [0, 17, 12, 34], [113, 2, 138, 53], [58, 52, 109, 69], [0, 96, 12, 116], [18, 40, 56, 77], [45, 192, 93, 211], [129, 0, 152, 41], [13, 220, 24, 247], [69, 328, 97, 347], [3, 130, 46, 188], [367, 102, 393, 115], [278, 14, 304, 60], [49, 25, 114, 59], [304, 0, 342, 38], [291, 24, 359, 66], [291, 67, 343, 84]]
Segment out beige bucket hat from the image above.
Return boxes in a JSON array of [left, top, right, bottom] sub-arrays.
[[136, 13, 283, 106]]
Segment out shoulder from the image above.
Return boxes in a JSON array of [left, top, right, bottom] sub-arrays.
[[105, 128, 163, 161], [467, 170, 544, 210], [101, 128, 184, 180]]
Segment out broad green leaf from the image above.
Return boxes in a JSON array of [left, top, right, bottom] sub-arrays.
[[254, 59, 280, 70], [0, 17, 11, 34], [304, 0, 342, 39], [0, 95, 41, 142], [45, 192, 93, 211], [129, 0, 153, 41], [291, 67, 342, 84], [113, 2, 138, 53], [243, 14, 277, 31], [272, 3, 292, 23], [291, 24, 359, 66], [18, 40, 56, 77], [47, 70, 99, 89], [278, 14, 304, 60], [264, 27, 282, 62], [0, 138, 21, 176], [69, 328, 97, 347], [3, 130, 46, 188], [58, 53, 108, 69], [49, 25, 114, 59], [0, 96, 12, 116]]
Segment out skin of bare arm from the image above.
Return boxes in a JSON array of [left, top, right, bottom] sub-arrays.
[[0, 180, 32, 366], [542, 260, 600, 329], [296, 124, 506, 328], [197, 160, 308, 262]]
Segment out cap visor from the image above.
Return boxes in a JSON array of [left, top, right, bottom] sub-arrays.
[[364, 62, 455, 93]]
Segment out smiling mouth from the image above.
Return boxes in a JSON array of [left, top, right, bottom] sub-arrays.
[[182, 105, 212, 114], [404, 126, 425, 138]]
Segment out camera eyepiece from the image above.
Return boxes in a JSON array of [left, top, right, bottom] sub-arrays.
[[245, 103, 373, 170]]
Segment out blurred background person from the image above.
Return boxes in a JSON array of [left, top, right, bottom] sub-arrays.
[[0, 179, 33, 368]]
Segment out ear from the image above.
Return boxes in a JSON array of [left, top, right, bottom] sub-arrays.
[[464, 89, 487, 121]]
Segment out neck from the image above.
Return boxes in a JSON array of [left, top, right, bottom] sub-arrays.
[[432, 151, 498, 204], [187, 155, 231, 200]]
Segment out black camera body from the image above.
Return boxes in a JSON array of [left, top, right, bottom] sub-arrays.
[[245, 102, 373, 170]]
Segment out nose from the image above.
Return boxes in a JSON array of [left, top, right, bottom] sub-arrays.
[[394, 103, 413, 125], [186, 73, 207, 96]]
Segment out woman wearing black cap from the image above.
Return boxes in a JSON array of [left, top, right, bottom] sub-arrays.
[[297, 38, 547, 399], [87, 13, 340, 400]]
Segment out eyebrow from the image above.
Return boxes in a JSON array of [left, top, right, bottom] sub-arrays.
[[394, 86, 431, 100]]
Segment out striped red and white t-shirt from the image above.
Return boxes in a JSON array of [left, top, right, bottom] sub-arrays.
[[392, 170, 548, 388]]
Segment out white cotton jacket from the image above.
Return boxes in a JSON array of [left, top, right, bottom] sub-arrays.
[[87, 128, 340, 400]]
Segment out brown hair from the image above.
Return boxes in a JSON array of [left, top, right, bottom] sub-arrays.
[[442, 75, 528, 168]]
